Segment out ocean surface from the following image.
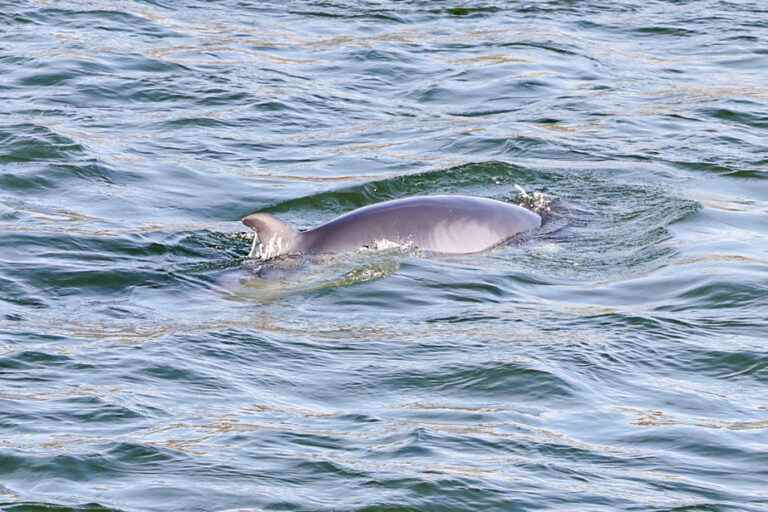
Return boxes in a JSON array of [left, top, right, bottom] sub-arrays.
[[1, 1, 767, 511]]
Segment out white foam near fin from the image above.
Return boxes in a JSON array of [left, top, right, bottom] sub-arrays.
[[252, 235, 289, 260], [358, 238, 416, 253], [371, 238, 412, 251], [248, 234, 259, 258], [515, 184, 552, 215]]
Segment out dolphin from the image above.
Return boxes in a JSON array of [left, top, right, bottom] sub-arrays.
[[242, 195, 541, 260]]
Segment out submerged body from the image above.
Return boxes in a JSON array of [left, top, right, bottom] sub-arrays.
[[242, 195, 541, 260]]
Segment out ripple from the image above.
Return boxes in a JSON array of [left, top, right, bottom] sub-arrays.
[[0, 502, 120, 512], [31, 7, 181, 39], [0, 124, 85, 165], [386, 360, 575, 399]]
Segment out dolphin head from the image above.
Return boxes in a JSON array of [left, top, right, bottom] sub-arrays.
[[242, 213, 301, 260]]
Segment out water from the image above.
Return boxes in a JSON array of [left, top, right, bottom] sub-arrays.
[[1, 1, 767, 511]]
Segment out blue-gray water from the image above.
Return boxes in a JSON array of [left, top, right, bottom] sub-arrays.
[[1, 1, 767, 511]]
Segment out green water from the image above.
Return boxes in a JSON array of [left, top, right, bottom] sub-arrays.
[[1, 1, 767, 511]]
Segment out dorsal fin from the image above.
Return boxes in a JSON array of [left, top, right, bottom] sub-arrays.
[[242, 213, 300, 260]]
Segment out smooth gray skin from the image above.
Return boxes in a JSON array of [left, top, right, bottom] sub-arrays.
[[242, 195, 541, 260]]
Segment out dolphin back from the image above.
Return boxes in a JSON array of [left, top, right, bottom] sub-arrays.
[[299, 195, 541, 255], [242, 195, 542, 259]]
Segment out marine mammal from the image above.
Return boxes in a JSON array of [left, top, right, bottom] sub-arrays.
[[242, 195, 541, 260]]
